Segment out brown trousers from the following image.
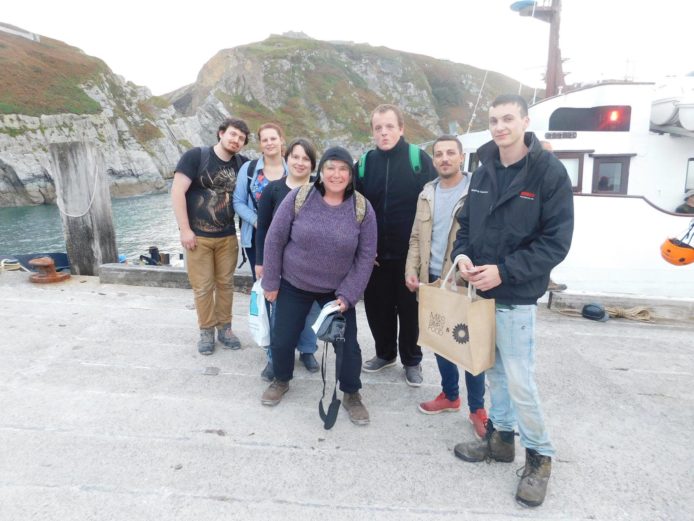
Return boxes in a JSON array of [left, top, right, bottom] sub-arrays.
[[186, 235, 239, 329]]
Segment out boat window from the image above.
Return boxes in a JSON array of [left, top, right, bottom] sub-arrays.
[[549, 106, 631, 132], [687, 158, 694, 191], [554, 152, 584, 192], [467, 152, 480, 172], [591, 155, 632, 194]]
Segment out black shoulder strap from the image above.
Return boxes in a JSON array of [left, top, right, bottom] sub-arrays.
[[197, 146, 210, 177]]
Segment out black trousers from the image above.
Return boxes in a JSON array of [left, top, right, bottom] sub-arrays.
[[363, 258, 422, 366], [271, 279, 362, 393]]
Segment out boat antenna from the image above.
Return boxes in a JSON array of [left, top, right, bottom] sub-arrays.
[[466, 70, 489, 135]]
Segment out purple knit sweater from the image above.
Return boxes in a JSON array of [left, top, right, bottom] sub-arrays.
[[261, 188, 377, 308]]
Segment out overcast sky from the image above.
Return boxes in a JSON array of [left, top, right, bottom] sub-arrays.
[[3, 0, 690, 95]]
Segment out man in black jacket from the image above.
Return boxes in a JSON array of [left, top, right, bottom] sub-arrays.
[[451, 95, 574, 508], [357, 104, 436, 386]]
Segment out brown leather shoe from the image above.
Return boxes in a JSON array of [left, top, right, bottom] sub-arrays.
[[261, 380, 289, 406], [342, 392, 370, 425]]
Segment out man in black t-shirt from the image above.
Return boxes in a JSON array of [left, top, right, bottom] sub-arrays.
[[172, 118, 250, 355]]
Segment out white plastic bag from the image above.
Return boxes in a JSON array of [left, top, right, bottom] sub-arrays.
[[249, 279, 271, 347]]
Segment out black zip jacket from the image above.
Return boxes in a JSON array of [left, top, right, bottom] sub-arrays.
[[451, 132, 574, 305], [356, 137, 436, 259]]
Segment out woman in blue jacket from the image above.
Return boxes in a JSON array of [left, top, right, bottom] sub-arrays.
[[233, 123, 287, 280]]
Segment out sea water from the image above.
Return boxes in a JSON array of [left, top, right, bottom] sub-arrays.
[[0, 192, 182, 261]]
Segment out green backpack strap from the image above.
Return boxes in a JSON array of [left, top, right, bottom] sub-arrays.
[[360, 146, 420, 175], [294, 184, 313, 216], [357, 151, 369, 179], [409, 144, 421, 174]]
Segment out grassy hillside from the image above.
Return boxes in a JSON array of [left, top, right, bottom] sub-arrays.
[[0, 31, 106, 116]]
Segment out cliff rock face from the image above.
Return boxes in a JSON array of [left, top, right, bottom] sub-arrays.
[[168, 34, 531, 154], [0, 28, 201, 207], [0, 28, 533, 207]]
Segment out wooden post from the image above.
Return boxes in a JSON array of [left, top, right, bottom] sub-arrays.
[[49, 142, 118, 276]]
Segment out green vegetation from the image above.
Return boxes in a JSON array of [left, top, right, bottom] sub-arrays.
[[0, 34, 106, 116], [131, 122, 163, 142]]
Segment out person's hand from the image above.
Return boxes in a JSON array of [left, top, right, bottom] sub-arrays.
[[468, 265, 502, 292], [456, 256, 475, 281], [180, 229, 197, 250], [264, 290, 278, 302], [336, 296, 348, 313], [374, 259, 380, 267], [255, 265, 264, 279], [405, 274, 420, 292]]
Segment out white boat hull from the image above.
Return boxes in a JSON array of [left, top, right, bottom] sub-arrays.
[[553, 195, 694, 298]]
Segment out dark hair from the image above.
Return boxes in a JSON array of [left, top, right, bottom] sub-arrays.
[[370, 103, 404, 129], [217, 118, 250, 144], [491, 94, 529, 117], [432, 134, 463, 154], [284, 138, 317, 171]]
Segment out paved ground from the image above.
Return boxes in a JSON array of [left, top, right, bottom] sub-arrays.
[[0, 272, 692, 520]]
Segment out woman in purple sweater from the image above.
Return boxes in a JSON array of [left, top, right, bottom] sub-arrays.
[[260, 147, 378, 425]]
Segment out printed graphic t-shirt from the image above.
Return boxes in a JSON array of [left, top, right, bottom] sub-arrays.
[[175, 147, 247, 237]]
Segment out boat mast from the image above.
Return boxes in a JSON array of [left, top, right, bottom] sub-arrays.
[[515, 0, 566, 97]]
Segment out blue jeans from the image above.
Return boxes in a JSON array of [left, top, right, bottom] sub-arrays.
[[435, 354, 485, 412], [488, 304, 554, 457], [271, 279, 362, 392], [427, 273, 485, 412], [266, 300, 319, 361]]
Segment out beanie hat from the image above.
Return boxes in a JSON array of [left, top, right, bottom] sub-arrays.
[[316, 147, 355, 180]]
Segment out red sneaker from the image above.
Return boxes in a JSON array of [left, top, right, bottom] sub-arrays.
[[418, 392, 461, 414], [469, 408, 489, 438]]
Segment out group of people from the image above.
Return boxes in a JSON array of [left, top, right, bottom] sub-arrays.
[[171, 95, 574, 508]]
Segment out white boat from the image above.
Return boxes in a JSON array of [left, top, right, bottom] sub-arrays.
[[459, 81, 694, 299], [676, 97, 694, 131]]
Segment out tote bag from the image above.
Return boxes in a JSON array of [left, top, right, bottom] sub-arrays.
[[417, 264, 495, 376]]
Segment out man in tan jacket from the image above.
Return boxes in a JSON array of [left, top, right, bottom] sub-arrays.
[[405, 135, 488, 437]]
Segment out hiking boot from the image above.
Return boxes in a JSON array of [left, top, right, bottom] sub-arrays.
[[342, 392, 370, 425], [547, 279, 567, 292], [261, 380, 289, 406], [299, 353, 319, 373], [260, 361, 275, 382], [516, 449, 552, 508], [453, 420, 515, 463], [404, 364, 423, 387], [217, 323, 241, 350], [197, 328, 215, 355], [418, 392, 461, 414], [468, 408, 489, 438], [362, 356, 397, 373]]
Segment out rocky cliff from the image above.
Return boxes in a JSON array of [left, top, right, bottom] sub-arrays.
[[0, 27, 202, 207], [0, 27, 535, 207]]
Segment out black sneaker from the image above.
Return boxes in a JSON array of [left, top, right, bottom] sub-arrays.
[[362, 356, 397, 373], [300, 353, 319, 373]]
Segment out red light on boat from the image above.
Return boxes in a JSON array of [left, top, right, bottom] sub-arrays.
[[609, 110, 620, 122]]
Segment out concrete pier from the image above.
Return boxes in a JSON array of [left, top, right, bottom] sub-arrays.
[[0, 272, 692, 520]]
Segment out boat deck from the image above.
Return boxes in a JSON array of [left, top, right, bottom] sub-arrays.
[[1, 272, 692, 520]]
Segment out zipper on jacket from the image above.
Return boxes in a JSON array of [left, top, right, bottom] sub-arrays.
[[383, 157, 390, 251]]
